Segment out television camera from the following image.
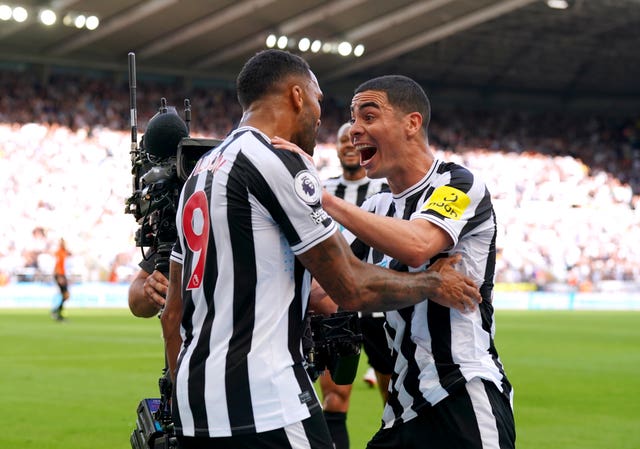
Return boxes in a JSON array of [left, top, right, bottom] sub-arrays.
[[124, 96, 220, 275], [303, 311, 363, 385], [125, 53, 219, 449]]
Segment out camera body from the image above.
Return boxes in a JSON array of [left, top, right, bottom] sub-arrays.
[[130, 370, 176, 449], [125, 100, 220, 449], [124, 108, 220, 274], [303, 311, 363, 385]]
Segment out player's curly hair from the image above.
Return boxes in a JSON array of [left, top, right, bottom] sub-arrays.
[[237, 49, 311, 109]]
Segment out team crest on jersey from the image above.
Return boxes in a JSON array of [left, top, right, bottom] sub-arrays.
[[422, 185, 470, 220], [294, 170, 321, 204]]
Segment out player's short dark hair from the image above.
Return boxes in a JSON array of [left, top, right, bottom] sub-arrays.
[[354, 75, 431, 131], [237, 49, 312, 109]]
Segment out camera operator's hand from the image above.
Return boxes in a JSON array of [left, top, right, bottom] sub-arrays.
[[128, 269, 168, 318], [145, 269, 168, 304]]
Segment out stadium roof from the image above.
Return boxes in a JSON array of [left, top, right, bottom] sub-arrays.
[[2, 0, 639, 112]]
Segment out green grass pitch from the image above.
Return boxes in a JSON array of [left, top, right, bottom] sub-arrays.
[[0, 309, 638, 448]]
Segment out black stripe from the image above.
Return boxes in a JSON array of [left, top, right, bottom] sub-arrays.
[[176, 174, 211, 432], [288, 260, 320, 413], [346, 201, 389, 264], [252, 130, 309, 179], [435, 161, 473, 193], [251, 132, 334, 231], [334, 183, 346, 200], [382, 322, 406, 423], [371, 201, 395, 264], [474, 205, 511, 396], [386, 192, 418, 268], [191, 171, 218, 436], [396, 307, 429, 413], [265, 427, 295, 449], [224, 156, 258, 434], [479, 207, 497, 302], [234, 152, 304, 247], [385, 374, 405, 426], [201, 170, 219, 303], [450, 384, 484, 449], [179, 175, 199, 347], [459, 186, 494, 240], [447, 163, 474, 193], [288, 258, 306, 364], [482, 379, 516, 449], [355, 182, 369, 206], [403, 189, 425, 220], [349, 238, 370, 261], [301, 412, 334, 449], [427, 302, 465, 394]]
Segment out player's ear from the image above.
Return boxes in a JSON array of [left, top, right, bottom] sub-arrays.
[[405, 112, 423, 138], [289, 84, 304, 113]]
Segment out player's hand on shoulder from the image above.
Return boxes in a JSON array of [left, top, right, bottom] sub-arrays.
[[426, 254, 482, 313], [270, 136, 315, 165]]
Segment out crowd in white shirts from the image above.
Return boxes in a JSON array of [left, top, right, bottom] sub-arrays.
[[1, 70, 638, 291]]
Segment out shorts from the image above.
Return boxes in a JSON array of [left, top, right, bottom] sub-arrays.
[[55, 274, 68, 295], [177, 411, 333, 449], [366, 378, 515, 449], [359, 313, 393, 375]]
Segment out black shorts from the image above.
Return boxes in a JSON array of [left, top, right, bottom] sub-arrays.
[[55, 274, 68, 294], [177, 411, 333, 449], [359, 313, 393, 375], [367, 378, 515, 449]]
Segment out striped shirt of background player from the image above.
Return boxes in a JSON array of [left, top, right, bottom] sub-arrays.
[[171, 126, 336, 437], [343, 158, 512, 428], [323, 175, 388, 321], [323, 176, 388, 207]]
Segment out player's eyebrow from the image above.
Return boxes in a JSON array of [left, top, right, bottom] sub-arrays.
[[350, 101, 380, 114]]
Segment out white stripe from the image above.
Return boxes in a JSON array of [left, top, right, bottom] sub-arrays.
[[357, 311, 384, 318], [466, 377, 502, 449], [283, 420, 312, 449]]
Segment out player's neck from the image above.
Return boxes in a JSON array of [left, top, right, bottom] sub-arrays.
[[342, 167, 366, 181], [238, 101, 293, 141]]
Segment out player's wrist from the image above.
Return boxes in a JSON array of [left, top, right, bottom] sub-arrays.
[[421, 270, 442, 299]]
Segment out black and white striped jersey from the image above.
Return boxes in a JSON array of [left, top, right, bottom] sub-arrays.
[[170, 126, 337, 437], [343, 159, 512, 429], [323, 175, 388, 207]]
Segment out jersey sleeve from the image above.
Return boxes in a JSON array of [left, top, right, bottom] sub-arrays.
[[242, 140, 337, 256], [410, 167, 491, 247]]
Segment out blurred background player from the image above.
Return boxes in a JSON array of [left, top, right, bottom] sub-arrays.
[[319, 122, 393, 449], [51, 237, 70, 321]]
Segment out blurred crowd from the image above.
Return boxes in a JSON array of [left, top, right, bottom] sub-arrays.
[[0, 68, 639, 292]]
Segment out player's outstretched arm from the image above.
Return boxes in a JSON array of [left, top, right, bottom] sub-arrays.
[[298, 232, 480, 314]]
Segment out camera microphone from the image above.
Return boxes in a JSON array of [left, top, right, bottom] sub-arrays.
[[143, 105, 189, 159], [128, 53, 138, 152], [184, 99, 191, 135]]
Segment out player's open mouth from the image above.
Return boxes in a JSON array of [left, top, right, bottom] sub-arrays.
[[356, 144, 377, 165]]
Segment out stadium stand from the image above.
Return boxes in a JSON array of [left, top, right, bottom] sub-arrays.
[[0, 68, 638, 293]]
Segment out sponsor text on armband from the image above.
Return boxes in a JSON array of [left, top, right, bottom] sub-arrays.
[[421, 185, 470, 220]]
